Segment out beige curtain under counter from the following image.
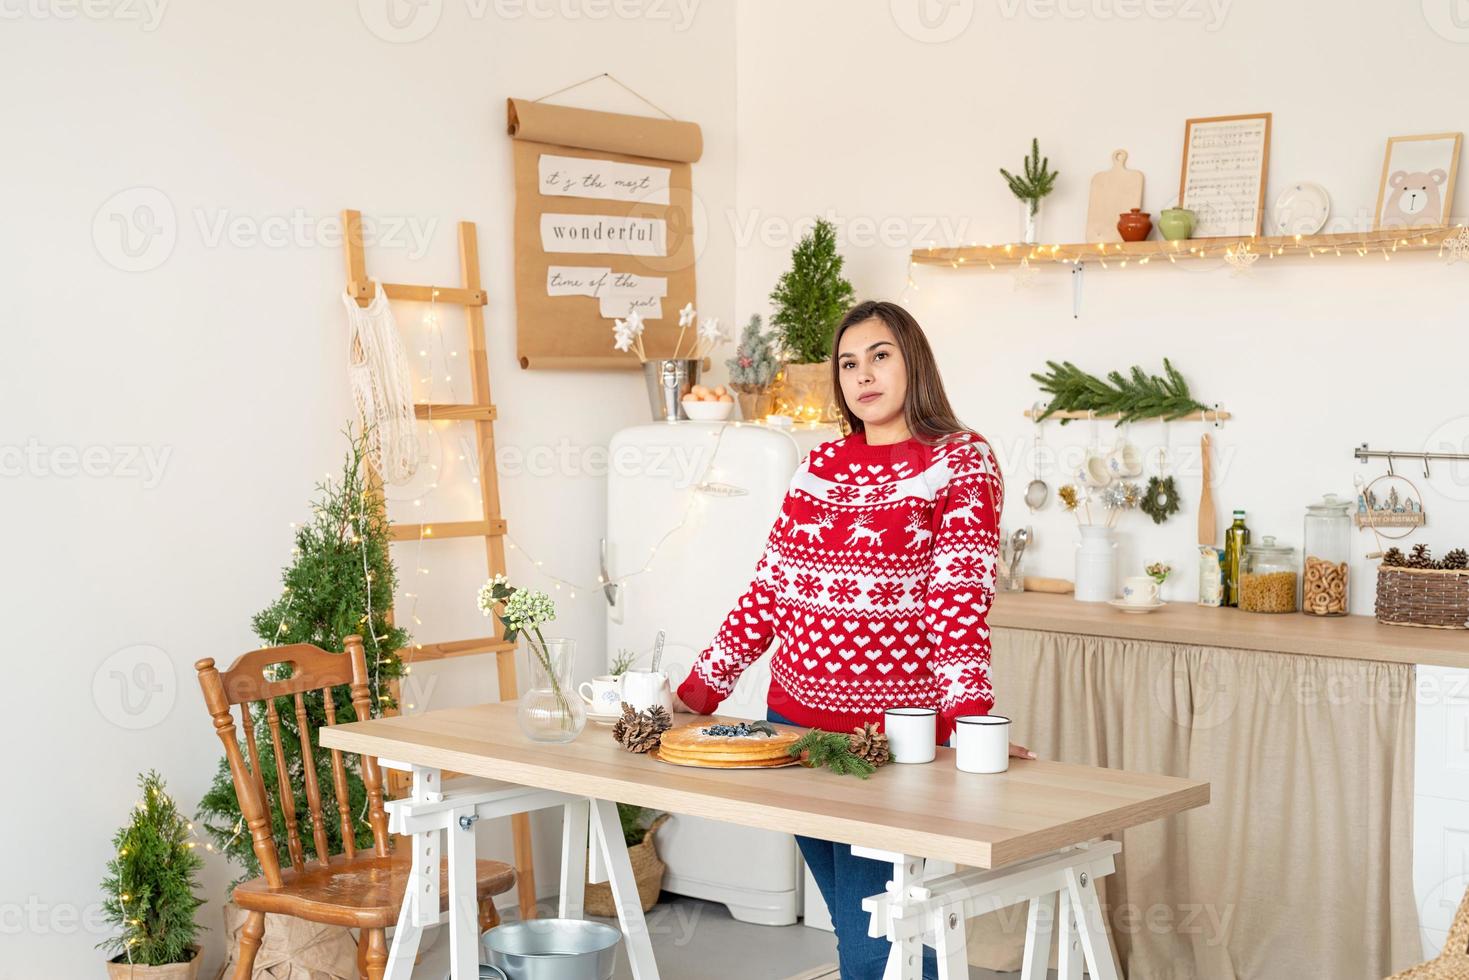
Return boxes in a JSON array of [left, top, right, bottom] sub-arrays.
[[960, 627, 1419, 980]]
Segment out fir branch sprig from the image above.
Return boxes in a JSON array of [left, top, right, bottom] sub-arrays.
[[1031, 358, 1208, 425], [788, 729, 877, 779], [99, 771, 205, 967], [999, 138, 1059, 216]]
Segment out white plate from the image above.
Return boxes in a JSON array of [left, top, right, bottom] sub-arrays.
[[1273, 182, 1331, 236], [1107, 598, 1165, 614], [587, 710, 621, 727]]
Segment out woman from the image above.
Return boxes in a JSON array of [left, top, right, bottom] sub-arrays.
[[674, 300, 1034, 980]]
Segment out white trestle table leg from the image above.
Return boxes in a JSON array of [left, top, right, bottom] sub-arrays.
[[855, 840, 1124, 980], [559, 799, 589, 919], [446, 805, 480, 980], [589, 798, 660, 979], [1019, 891, 1055, 980], [1057, 887, 1082, 980], [1065, 865, 1119, 980]]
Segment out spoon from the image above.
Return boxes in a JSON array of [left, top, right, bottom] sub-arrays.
[[650, 629, 666, 674], [1010, 527, 1032, 588]]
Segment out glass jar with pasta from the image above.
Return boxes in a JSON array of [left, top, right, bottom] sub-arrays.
[[1239, 536, 1298, 613], [1302, 494, 1351, 616]]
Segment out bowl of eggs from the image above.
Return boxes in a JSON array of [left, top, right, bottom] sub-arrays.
[[680, 384, 735, 421]]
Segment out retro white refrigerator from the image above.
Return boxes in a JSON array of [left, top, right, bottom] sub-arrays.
[[603, 420, 839, 926]]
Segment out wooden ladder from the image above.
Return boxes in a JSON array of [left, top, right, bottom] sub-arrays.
[[342, 208, 537, 921]]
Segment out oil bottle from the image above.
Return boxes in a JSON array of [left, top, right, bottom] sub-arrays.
[[1222, 509, 1250, 607]]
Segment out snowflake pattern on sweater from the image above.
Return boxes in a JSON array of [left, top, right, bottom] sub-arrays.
[[677, 428, 1003, 743]]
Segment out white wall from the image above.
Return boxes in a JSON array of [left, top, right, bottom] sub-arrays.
[[1, 3, 734, 976], [734, 0, 1469, 608]]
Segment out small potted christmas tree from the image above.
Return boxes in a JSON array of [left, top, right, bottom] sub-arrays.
[[99, 771, 205, 978], [724, 314, 780, 421], [768, 218, 855, 423]]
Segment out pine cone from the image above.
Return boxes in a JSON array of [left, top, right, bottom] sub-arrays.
[[848, 722, 890, 767], [1409, 543, 1433, 569], [613, 701, 672, 754], [1382, 547, 1406, 567], [1443, 548, 1468, 570]]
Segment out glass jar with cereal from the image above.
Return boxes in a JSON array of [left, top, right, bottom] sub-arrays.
[[1239, 536, 1298, 613], [1302, 494, 1351, 617]]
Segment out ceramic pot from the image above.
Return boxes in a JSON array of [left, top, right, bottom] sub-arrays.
[[1159, 207, 1196, 241], [1117, 208, 1152, 242]]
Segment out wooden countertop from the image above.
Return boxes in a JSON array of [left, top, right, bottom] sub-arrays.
[[321, 701, 1208, 870], [990, 591, 1468, 669]]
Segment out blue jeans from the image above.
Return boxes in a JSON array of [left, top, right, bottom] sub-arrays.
[[767, 706, 940, 980]]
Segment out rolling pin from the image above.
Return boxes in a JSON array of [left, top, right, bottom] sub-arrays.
[[1023, 576, 1075, 594]]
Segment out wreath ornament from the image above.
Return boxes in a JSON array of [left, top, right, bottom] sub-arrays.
[[1141, 476, 1180, 525]]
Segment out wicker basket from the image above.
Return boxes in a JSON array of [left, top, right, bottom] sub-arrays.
[[584, 813, 671, 916], [1375, 565, 1469, 629]]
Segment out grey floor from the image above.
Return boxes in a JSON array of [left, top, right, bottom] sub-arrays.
[[419, 891, 1052, 979]]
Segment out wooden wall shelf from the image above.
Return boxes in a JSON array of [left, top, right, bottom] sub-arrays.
[[912, 225, 1464, 269]]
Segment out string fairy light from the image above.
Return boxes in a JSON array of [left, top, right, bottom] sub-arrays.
[[908, 224, 1467, 274]]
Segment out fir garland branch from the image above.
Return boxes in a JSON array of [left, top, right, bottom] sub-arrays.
[[1031, 358, 1208, 424], [788, 729, 876, 779]]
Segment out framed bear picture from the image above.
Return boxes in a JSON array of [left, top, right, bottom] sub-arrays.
[[1373, 132, 1461, 231]]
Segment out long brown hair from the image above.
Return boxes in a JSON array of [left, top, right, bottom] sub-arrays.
[[830, 300, 970, 446]]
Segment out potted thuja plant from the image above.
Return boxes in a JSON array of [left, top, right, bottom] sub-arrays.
[[768, 218, 855, 423], [99, 771, 205, 979]]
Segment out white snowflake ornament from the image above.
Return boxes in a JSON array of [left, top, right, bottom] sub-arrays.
[[678, 302, 696, 327]]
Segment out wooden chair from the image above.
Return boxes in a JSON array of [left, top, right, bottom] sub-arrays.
[[197, 635, 516, 980], [1388, 883, 1469, 978]]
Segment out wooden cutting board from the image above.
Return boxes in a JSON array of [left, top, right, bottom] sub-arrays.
[[1085, 149, 1145, 243]]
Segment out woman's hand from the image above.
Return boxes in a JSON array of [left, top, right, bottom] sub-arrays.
[[1010, 742, 1037, 760], [670, 691, 698, 715]]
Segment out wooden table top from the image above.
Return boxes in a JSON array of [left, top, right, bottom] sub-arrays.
[[321, 701, 1208, 869], [990, 591, 1469, 669]]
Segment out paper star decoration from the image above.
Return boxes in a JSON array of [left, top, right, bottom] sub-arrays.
[[612, 310, 646, 352], [1440, 225, 1469, 264], [1012, 256, 1039, 291], [1224, 242, 1258, 276], [697, 315, 725, 344], [678, 302, 697, 327]]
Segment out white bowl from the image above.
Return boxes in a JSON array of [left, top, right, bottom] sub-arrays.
[[680, 399, 734, 421]]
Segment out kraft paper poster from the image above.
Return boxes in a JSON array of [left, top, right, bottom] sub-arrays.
[[508, 97, 703, 370]]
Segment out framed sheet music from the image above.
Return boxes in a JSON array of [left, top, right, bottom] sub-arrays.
[[1179, 113, 1271, 238]]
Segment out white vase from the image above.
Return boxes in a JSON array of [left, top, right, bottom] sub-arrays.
[[1020, 199, 1043, 244], [1074, 526, 1117, 603]]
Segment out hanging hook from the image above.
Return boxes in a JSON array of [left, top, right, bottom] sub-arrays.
[[1423, 453, 1431, 479], [1387, 454, 1395, 477]]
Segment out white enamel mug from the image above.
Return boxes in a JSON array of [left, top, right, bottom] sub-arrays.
[[955, 714, 1011, 774], [883, 706, 937, 764]]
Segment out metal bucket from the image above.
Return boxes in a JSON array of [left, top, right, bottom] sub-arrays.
[[478, 919, 622, 980], [642, 358, 701, 421]]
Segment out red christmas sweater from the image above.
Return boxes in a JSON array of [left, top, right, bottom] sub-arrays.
[[677, 428, 1003, 745]]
